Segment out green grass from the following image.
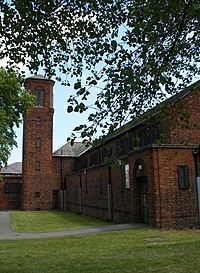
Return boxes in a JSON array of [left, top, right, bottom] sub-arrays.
[[0, 228, 200, 273], [11, 211, 110, 233]]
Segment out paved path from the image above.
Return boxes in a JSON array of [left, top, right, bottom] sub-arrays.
[[0, 211, 145, 241]]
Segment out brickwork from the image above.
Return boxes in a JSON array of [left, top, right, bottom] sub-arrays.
[[22, 76, 58, 210], [152, 147, 197, 228], [169, 89, 200, 145], [0, 176, 22, 210], [64, 84, 200, 228]]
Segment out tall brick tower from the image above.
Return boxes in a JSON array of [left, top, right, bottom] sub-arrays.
[[22, 75, 55, 210]]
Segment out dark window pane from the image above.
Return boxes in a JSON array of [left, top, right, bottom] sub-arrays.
[[36, 117, 42, 126], [34, 87, 45, 107], [5, 183, 21, 193], [35, 192, 40, 197], [89, 151, 99, 166], [36, 138, 41, 148], [178, 165, 189, 189], [35, 161, 41, 171]]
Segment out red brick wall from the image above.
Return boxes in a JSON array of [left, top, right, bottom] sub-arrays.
[[65, 145, 197, 228], [66, 165, 111, 221], [152, 147, 197, 228], [65, 149, 155, 224], [22, 77, 57, 210], [169, 88, 200, 145], [0, 176, 22, 210], [53, 156, 76, 209]]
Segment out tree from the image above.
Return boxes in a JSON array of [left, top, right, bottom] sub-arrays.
[[0, 68, 33, 166], [0, 0, 199, 144]]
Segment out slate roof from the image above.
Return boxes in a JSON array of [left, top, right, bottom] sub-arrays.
[[1, 162, 22, 175], [53, 142, 89, 157]]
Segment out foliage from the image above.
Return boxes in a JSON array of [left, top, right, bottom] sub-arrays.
[[0, 0, 199, 143], [11, 211, 110, 233], [1, 228, 200, 272], [0, 67, 33, 166]]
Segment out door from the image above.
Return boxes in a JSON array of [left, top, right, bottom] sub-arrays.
[[138, 177, 149, 224], [52, 190, 58, 210]]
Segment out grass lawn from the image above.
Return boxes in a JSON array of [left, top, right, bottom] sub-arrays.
[[0, 228, 200, 273], [11, 211, 110, 233]]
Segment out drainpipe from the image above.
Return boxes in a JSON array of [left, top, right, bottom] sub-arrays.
[[60, 149, 64, 210], [192, 145, 200, 227], [79, 174, 83, 213], [156, 148, 162, 229], [108, 166, 113, 221], [64, 175, 68, 210]]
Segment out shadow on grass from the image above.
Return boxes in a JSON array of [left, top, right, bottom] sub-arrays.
[[11, 211, 112, 233]]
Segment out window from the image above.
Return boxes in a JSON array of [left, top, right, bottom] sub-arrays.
[[120, 164, 130, 190], [35, 192, 40, 197], [178, 165, 189, 189], [36, 138, 41, 148], [136, 125, 160, 148], [5, 183, 21, 193], [116, 136, 133, 156], [89, 151, 99, 166], [34, 87, 45, 107], [36, 116, 42, 126], [35, 161, 41, 171], [102, 145, 112, 162], [125, 164, 130, 189]]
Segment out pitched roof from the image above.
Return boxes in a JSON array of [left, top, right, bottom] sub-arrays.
[[0, 162, 22, 175], [53, 142, 89, 157]]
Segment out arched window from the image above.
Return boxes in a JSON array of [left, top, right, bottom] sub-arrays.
[[34, 87, 45, 107], [135, 160, 147, 177], [36, 138, 41, 148], [36, 116, 42, 126]]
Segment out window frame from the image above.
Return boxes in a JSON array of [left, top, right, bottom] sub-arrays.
[[35, 161, 41, 171], [4, 183, 22, 193], [178, 165, 189, 190], [36, 138, 41, 148], [34, 87, 45, 107]]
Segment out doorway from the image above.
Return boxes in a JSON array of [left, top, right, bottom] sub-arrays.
[[137, 176, 149, 224], [135, 160, 149, 224], [52, 190, 58, 210]]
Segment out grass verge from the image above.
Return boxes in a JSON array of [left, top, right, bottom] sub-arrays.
[[11, 211, 110, 233], [0, 228, 200, 273]]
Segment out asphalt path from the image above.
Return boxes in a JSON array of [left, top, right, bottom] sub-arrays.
[[0, 211, 145, 241]]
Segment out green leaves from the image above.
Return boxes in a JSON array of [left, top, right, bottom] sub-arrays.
[[67, 105, 73, 113], [74, 81, 81, 90], [0, 68, 34, 166], [0, 0, 199, 144]]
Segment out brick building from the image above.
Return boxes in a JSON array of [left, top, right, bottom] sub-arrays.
[[1, 76, 200, 228], [0, 162, 22, 210]]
